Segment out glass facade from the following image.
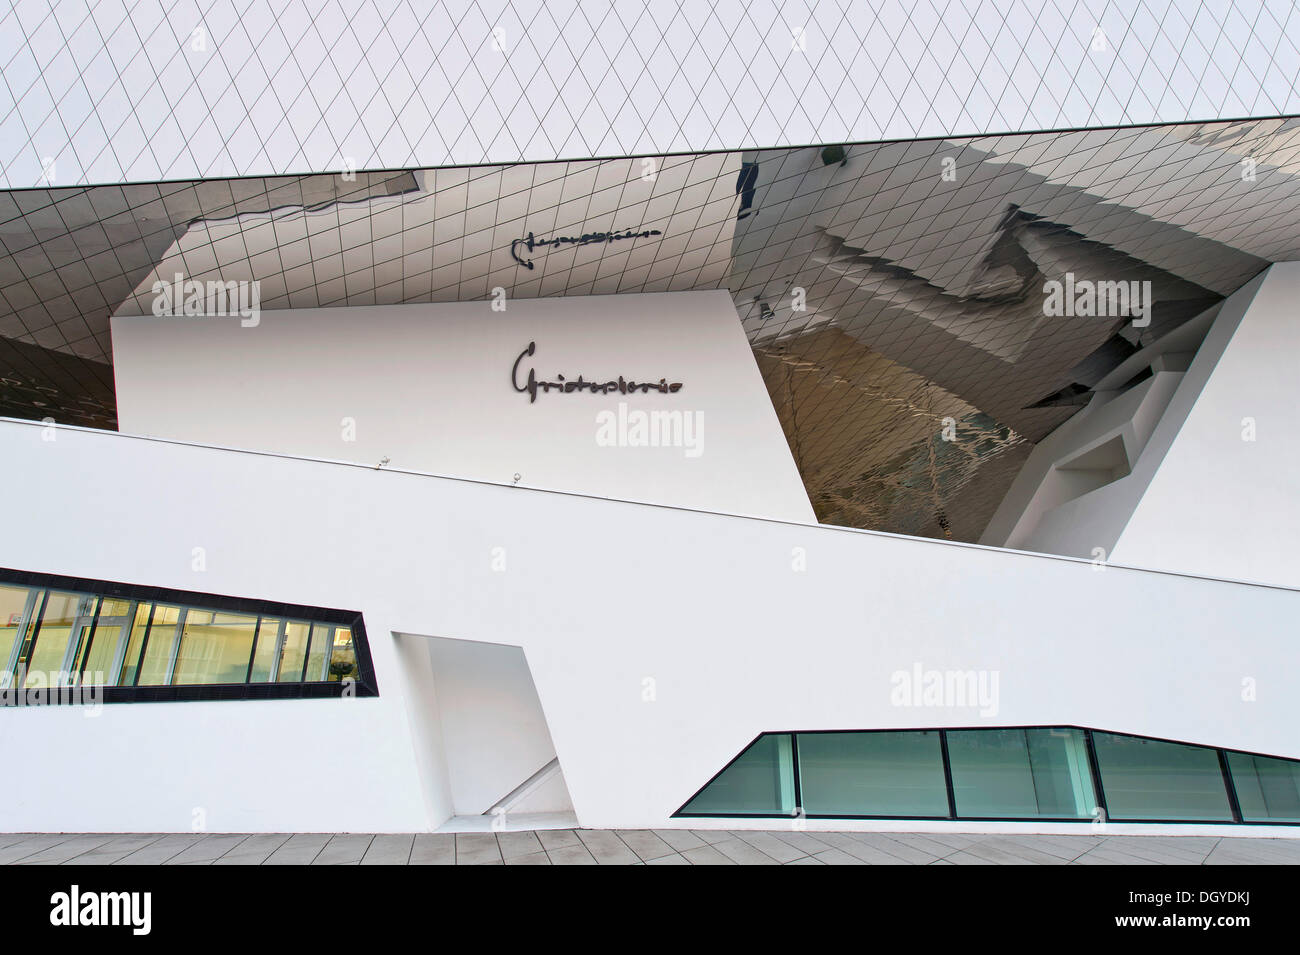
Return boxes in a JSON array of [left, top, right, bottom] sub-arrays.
[[677, 727, 1300, 825], [678, 733, 796, 817], [1228, 751, 1300, 823], [0, 571, 373, 702], [798, 731, 948, 817], [1091, 732, 1234, 822], [947, 728, 1096, 819]]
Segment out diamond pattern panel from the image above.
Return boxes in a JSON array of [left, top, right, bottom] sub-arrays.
[[2, 1, 1300, 188]]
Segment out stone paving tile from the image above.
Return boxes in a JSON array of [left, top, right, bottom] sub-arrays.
[[645, 853, 691, 865], [1097, 836, 1213, 865], [996, 834, 1097, 861], [614, 830, 677, 861], [814, 833, 911, 864], [887, 832, 971, 858], [454, 833, 501, 865], [536, 829, 581, 850], [504, 850, 552, 865], [0, 836, 77, 864], [545, 843, 598, 865], [652, 829, 707, 851], [958, 838, 1068, 865], [1204, 839, 1300, 865], [712, 837, 782, 864], [313, 834, 374, 865], [576, 829, 640, 864], [1221, 838, 1300, 861], [811, 847, 868, 865], [116, 834, 212, 866], [943, 849, 998, 865], [17, 834, 120, 865], [166, 834, 249, 865], [214, 834, 292, 865], [849, 833, 942, 864], [768, 830, 838, 854], [66, 835, 165, 865], [732, 831, 808, 863], [263, 833, 331, 865], [497, 831, 544, 859], [360, 834, 414, 865], [681, 843, 737, 864], [7, 829, 1300, 864], [408, 833, 455, 865]]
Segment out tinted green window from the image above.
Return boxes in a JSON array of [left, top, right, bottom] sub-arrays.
[[679, 734, 796, 816], [1092, 732, 1233, 821], [1228, 751, 1300, 823], [797, 731, 948, 817], [948, 727, 1096, 818]]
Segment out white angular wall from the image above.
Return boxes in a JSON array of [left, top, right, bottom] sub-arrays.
[[1111, 262, 1300, 587], [111, 291, 816, 523], [1, 417, 1297, 832]]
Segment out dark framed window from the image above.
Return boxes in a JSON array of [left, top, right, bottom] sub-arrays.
[[675, 725, 1300, 826], [0, 568, 377, 703]]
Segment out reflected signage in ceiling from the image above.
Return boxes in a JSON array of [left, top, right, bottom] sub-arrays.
[[510, 227, 663, 269]]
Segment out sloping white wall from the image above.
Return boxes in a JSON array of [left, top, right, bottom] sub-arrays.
[[1, 417, 1298, 832], [1110, 262, 1300, 586], [110, 291, 815, 523]]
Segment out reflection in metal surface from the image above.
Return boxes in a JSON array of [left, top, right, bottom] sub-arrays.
[[2, 119, 1299, 541]]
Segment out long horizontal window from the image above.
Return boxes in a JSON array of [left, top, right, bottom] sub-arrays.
[[676, 727, 1300, 825], [0, 569, 375, 703]]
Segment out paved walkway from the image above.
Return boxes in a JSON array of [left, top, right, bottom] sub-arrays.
[[2, 829, 1299, 864]]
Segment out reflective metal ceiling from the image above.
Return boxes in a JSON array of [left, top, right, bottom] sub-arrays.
[[2, 117, 1298, 540]]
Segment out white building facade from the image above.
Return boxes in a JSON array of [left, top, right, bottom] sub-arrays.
[[4, 3, 1300, 837]]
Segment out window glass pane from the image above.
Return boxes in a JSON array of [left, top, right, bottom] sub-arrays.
[[276, 622, 310, 682], [1092, 732, 1233, 821], [77, 598, 133, 686], [327, 629, 357, 682], [0, 584, 34, 685], [117, 603, 155, 686], [680, 734, 796, 815], [303, 623, 331, 682], [248, 617, 280, 683], [24, 591, 93, 688], [172, 610, 259, 685], [948, 728, 1096, 819], [136, 605, 183, 686], [1228, 751, 1300, 823], [797, 731, 948, 817]]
